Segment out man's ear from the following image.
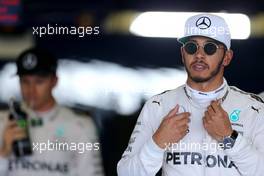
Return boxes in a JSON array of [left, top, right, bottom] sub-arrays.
[[222, 49, 233, 67], [180, 47, 185, 64]]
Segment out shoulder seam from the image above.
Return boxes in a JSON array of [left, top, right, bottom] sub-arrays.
[[230, 86, 264, 104]]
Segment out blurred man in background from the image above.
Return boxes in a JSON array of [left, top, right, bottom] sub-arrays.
[[117, 13, 264, 175], [0, 48, 104, 176]]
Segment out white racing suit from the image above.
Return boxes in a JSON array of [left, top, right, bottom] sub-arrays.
[[0, 105, 104, 176], [259, 92, 264, 100], [117, 83, 264, 176]]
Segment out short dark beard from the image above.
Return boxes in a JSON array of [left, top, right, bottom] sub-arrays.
[[184, 54, 225, 83]]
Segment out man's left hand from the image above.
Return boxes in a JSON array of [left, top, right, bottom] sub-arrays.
[[203, 100, 233, 141]]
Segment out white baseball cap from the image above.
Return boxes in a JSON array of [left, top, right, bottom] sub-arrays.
[[178, 14, 231, 49]]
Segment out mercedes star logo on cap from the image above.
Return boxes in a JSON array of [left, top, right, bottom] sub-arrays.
[[22, 54, 38, 70], [196, 16, 211, 29]]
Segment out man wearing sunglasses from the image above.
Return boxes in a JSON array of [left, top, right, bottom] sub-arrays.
[[117, 13, 264, 176]]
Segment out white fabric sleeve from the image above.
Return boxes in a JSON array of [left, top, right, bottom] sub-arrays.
[[0, 112, 9, 176], [117, 101, 165, 176], [224, 112, 264, 176], [0, 156, 8, 176]]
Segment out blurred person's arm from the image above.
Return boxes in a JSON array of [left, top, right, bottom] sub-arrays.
[[70, 116, 104, 176], [0, 113, 27, 176], [224, 106, 264, 175], [117, 100, 165, 176]]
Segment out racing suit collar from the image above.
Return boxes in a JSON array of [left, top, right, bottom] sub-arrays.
[[184, 79, 228, 108], [35, 104, 59, 122], [26, 104, 60, 124]]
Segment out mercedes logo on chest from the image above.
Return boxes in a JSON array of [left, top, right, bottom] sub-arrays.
[[196, 16, 211, 29]]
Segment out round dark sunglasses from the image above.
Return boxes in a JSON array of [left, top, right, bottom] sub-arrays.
[[183, 41, 225, 55]]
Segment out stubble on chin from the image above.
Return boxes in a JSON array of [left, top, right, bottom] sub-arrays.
[[183, 57, 224, 83]]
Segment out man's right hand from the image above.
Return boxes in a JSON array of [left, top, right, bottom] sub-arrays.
[[153, 105, 191, 149], [0, 120, 26, 157]]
